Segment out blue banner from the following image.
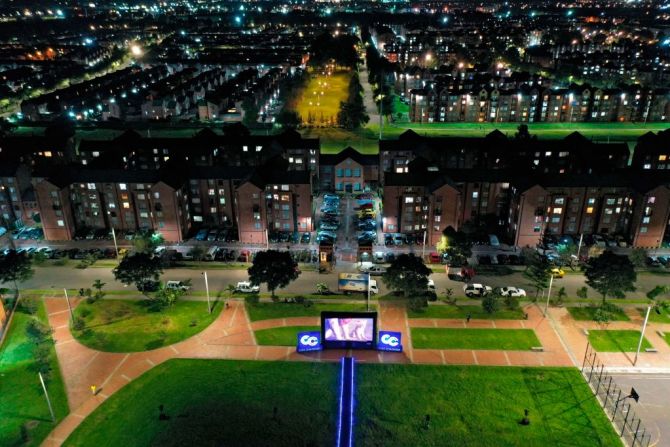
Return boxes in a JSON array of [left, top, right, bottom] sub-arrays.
[[296, 331, 322, 353], [377, 331, 403, 352]]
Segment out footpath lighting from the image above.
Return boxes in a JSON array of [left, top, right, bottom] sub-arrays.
[[202, 271, 211, 314], [633, 306, 651, 366], [130, 44, 143, 57]]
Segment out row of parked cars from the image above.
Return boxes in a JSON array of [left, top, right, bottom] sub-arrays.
[[193, 227, 239, 243], [268, 231, 312, 244], [463, 284, 527, 297], [542, 233, 628, 250], [317, 194, 340, 244], [355, 196, 377, 245], [383, 233, 423, 247], [10, 227, 43, 240], [1, 247, 118, 260]]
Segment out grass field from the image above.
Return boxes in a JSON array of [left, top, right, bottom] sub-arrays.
[[254, 325, 320, 346], [0, 298, 69, 446], [64, 359, 339, 447], [568, 306, 631, 322], [408, 304, 525, 320], [301, 121, 669, 155], [72, 299, 222, 352], [245, 302, 371, 322], [63, 359, 620, 447], [293, 71, 351, 126], [411, 328, 541, 350], [588, 330, 652, 352], [356, 364, 621, 446]]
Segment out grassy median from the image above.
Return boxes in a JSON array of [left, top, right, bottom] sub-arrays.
[[411, 328, 541, 350]]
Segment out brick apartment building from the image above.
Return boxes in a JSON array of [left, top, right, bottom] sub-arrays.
[[319, 148, 379, 193]]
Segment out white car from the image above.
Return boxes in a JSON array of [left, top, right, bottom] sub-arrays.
[[499, 287, 526, 297], [463, 283, 493, 297], [360, 265, 386, 276], [166, 281, 190, 291], [236, 281, 260, 293], [427, 279, 436, 292]]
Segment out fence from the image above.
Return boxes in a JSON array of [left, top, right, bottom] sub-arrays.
[[581, 343, 651, 447]]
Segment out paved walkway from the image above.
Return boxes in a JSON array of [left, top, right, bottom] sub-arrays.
[[41, 298, 669, 446]]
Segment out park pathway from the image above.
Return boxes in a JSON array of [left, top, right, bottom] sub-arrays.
[[44, 298, 645, 446], [358, 62, 379, 130]]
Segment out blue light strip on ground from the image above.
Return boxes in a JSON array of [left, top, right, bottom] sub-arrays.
[[348, 357, 354, 447], [336, 357, 345, 447]]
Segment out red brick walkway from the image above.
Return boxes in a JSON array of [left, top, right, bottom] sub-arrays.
[[41, 299, 577, 446]]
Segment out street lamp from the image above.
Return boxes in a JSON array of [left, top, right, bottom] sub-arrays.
[[633, 306, 651, 366], [544, 273, 554, 317], [201, 271, 211, 314]]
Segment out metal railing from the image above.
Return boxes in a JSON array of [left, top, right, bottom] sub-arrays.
[[581, 343, 651, 447]]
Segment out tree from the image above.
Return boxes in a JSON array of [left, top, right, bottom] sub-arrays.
[[523, 251, 551, 297], [646, 285, 669, 300], [88, 279, 106, 303], [584, 251, 637, 304], [438, 226, 473, 265], [382, 254, 431, 297], [113, 252, 163, 293], [150, 283, 186, 310], [576, 286, 588, 299], [133, 231, 163, 254], [0, 117, 17, 138], [629, 248, 648, 269], [188, 245, 206, 262], [248, 250, 300, 298], [242, 97, 259, 127], [277, 110, 301, 128], [0, 250, 34, 296]]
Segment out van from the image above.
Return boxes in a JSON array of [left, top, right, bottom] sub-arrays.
[[205, 246, 219, 261]]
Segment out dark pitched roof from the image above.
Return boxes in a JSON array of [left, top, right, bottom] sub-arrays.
[[320, 147, 378, 166]]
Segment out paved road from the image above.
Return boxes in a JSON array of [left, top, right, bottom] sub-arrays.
[[609, 374, 670, 447], [7, 262, 670, 300]]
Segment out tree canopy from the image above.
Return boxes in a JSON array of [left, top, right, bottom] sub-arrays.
[[113, 252, 163, 293], [309, 32, 359, 68], [248, 250, 300, 297], [382, 254, 431, 297], [0, 250, 34, 291], [523, 250, 551, 296], [584, 251, 636, 303]]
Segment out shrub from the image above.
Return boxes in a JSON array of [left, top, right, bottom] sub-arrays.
[[408, 297, 428, 312], [78, 308, 91, 319], [72, 317, 86, 331], [424, 291, 438, 302], [576, 286, 588, 299], [25, 318, 51, 342], [482, 294, 500, 314], [19, 298, 38, 315], [503, 294, 519, 310]]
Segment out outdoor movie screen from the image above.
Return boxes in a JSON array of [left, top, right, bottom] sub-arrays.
[[320, 311, 377, 349]]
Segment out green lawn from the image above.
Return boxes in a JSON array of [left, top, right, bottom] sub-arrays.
[[356, 364, 621, 446], [299, 126, 379, 154], [639, 306, 670, 323], [64, 359, 339, 447], [588, 330, 652, 352], [254, 325, 320, 346], [408, 304, 525, 320], [0, 298, 69, 446], [63, 359, 620, 446], [568, 306, 630, 322], [245, 302, 371, 322], [411, 328, 541, 350], [293, 71, 351, 126], [72, 299, 222, 352]]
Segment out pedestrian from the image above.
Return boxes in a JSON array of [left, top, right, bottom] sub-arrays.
[[79, 288, 85, 297], [466, 313, 471, 324], [424, 414, 431, 430], [90, 385, 97, 395]]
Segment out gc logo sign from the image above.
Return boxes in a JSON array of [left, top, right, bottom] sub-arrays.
[[296, 331, 322, 352], [300, 334, 320, 347], [377, 331, 403, 352], [380, 333, 399, 347]]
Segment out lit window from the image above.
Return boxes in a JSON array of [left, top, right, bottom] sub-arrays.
[[243, 146, 248, 152], [256, 145, 262, 152], [87, 183, 96, 190], [552, 207, 562, 214], [640, 227, 648, 233], [123, 202, 130, 209], [648, 197, 656, 204], [208, 189, 215, 196], [659, 155, 667, 161], [194, 216, 203, 222], [405, 197, 414, 203], [642, 217, 650, 224], [57, 220, 64, 227], [219, 198, 226, 205], [119, 183, 127, 190], [472, 192, 479, 198], [210, 207, 217, 213], [154, 192, 160, 199], [586, 207, 594, 214], [44, 151, 52, 157]]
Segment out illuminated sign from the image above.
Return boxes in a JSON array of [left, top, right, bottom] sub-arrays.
[[377, 331, 403, 352], [296, 331, 322, 352]]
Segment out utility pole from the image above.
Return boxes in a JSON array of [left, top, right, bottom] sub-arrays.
[[111, 226, 119, 258], [202, 271, 211, 314], [544, 274, 554, 317], [63, 288, 74, 322], [366, 272, 371, 312], [379, 70, 384, 140], [577, 233, 584, 261], [39, 372, 56, 422], [634, 306, 651, 366]]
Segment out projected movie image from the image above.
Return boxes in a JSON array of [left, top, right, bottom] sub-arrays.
[[324, 317, 374, 342]]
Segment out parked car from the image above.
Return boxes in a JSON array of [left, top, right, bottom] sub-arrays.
[[235, 281, 260, 293], [0, 227, 7, 237], [301, 232, 311, 244], [499, 287, 527, 297], [359, 265, 386, 276], [463, 283, 492, 297], [166, 280, 191, 291], [393, 234, 404, 246], [373, 251, 385, 263], [384, 234, 394, 246], [320, 222, 339, 231], [195, 229, 208, 241], [216, 230, 228, 242]]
